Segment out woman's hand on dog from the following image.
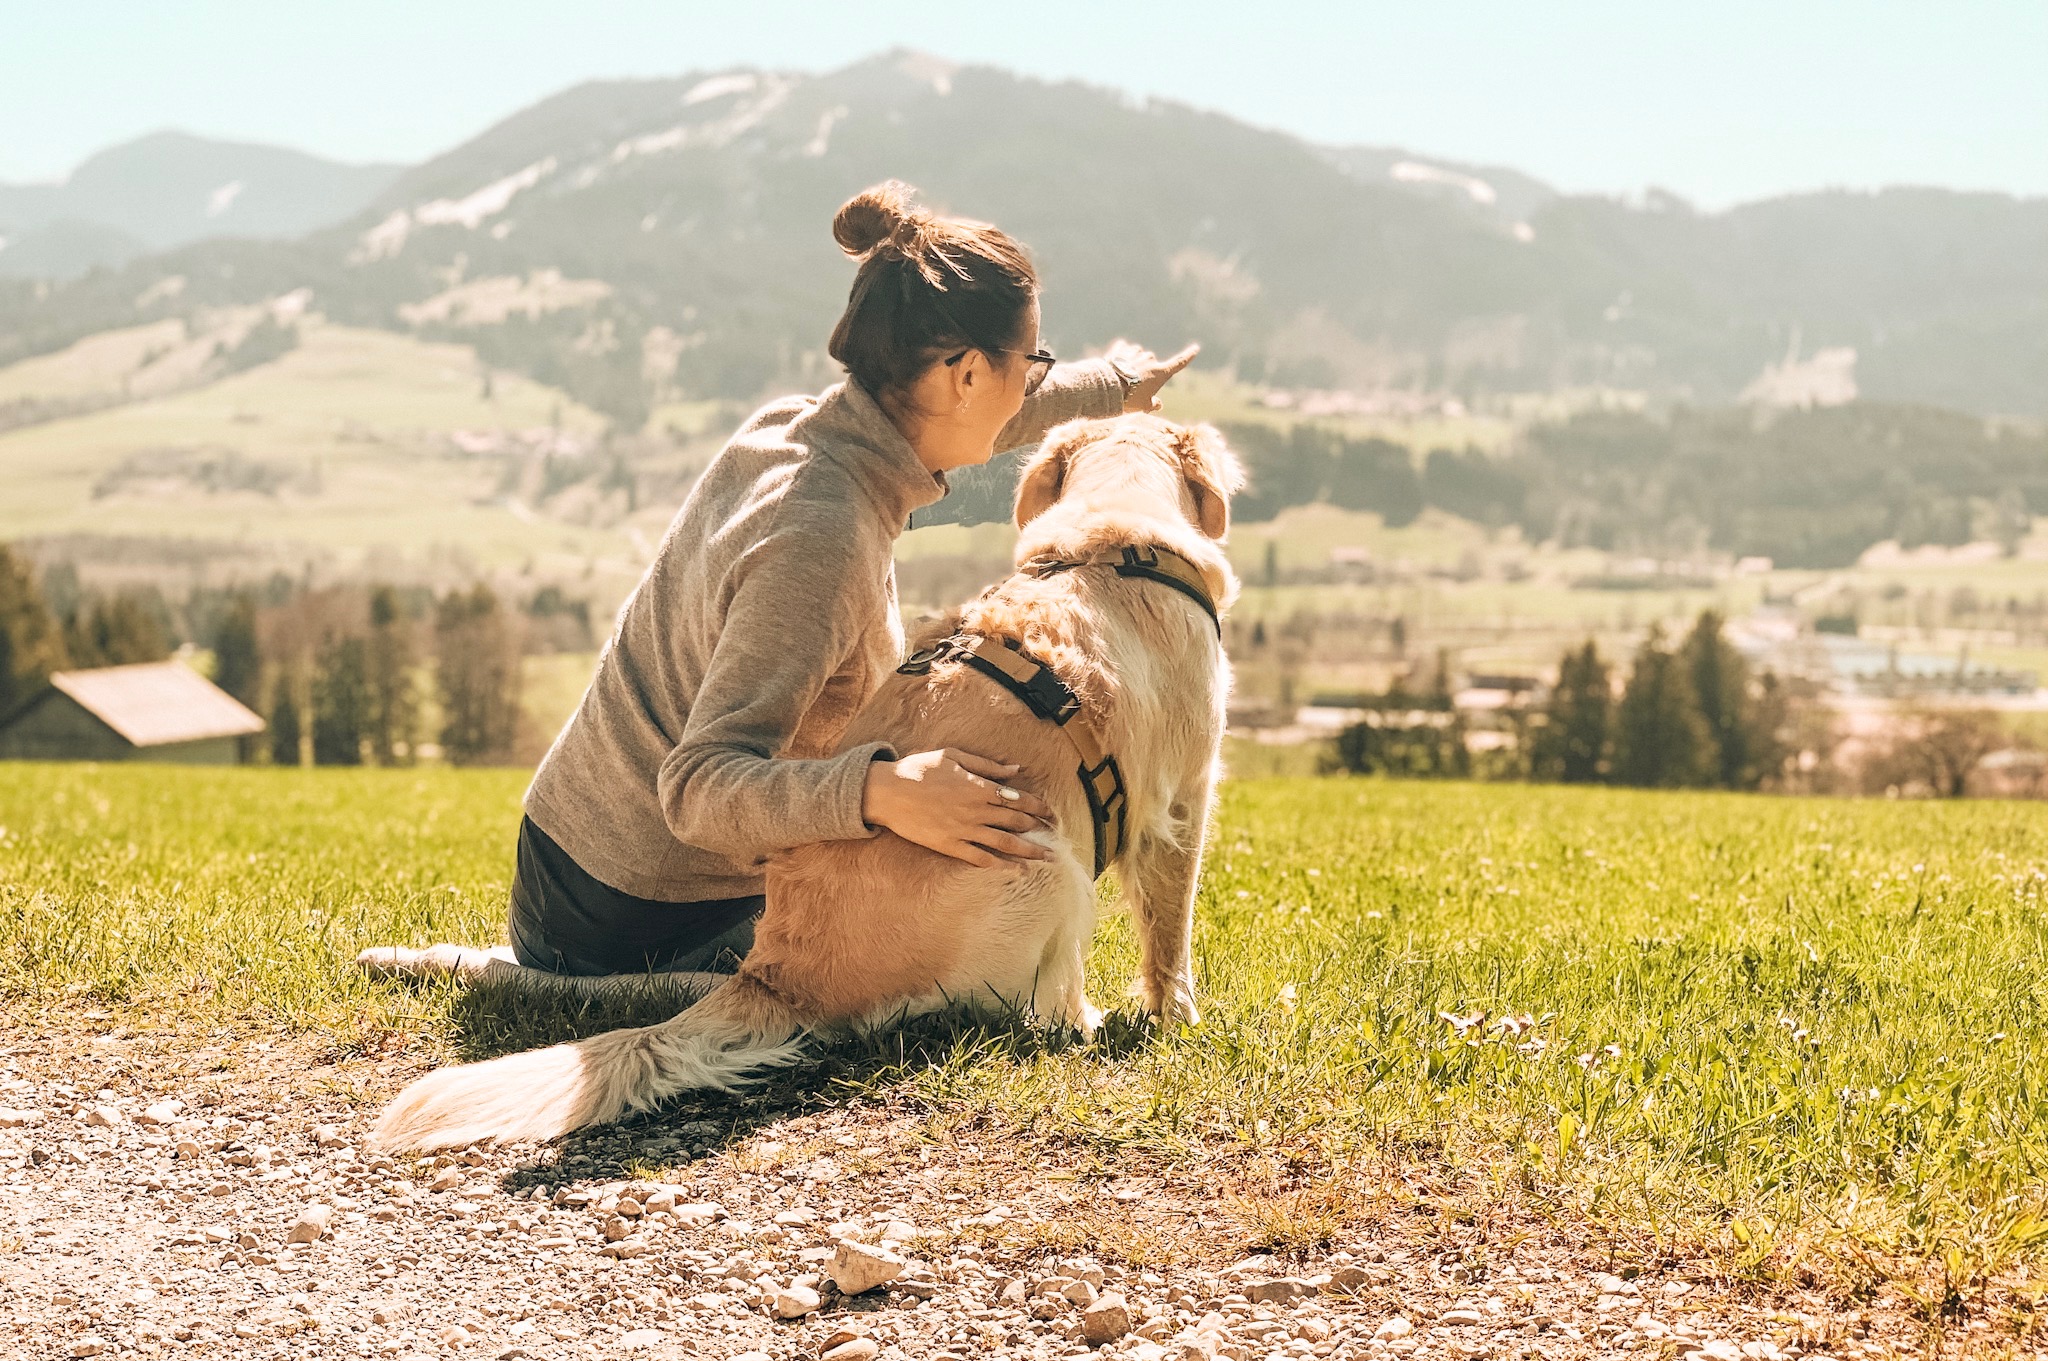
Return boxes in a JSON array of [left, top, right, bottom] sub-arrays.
[[863, 749, 1056, 868]]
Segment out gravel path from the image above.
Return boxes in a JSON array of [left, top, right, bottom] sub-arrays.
[[0, 1024, 1972, 1360]]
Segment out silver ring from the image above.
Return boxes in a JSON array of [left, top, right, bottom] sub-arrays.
[[997, 786, 1022, 802]]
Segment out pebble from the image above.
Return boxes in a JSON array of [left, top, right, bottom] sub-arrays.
[[1083, 1291, 1133, 1344], [69, 1340, 110, 1358], [617, 1329, 666, 1350], [1244, 1277, 1315, 1304], [820, 1341, 878, 1361], [775, 1285, 822, 1319], [137, 1101, 182, 1125], [1376, 1316, 1415, 1339], [428, 1166, 463, 1191], [1441, 1308, 1484, 1325], [287, 1203, 332, 1244], [0, 1107, 38, 1127], [437, 1323, 471, 1347], [828, 1239, 906, 1296], [1061, 1277, 1099, 1306], [86, 1104, 123, 1127]]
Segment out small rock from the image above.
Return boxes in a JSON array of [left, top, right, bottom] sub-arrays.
[[287, 1203, 332, 1244], [819, 1325, 871, 1351], [137, 1101, 183, 1125], [601, 1237, 652, 1259], [827, 1239, 905, 1296], [995, 1277, 1028, 1306], [1082, 1292, 1133, 1344], [70, 1340, 110, 1358], [878, 1218, 917, 1243], [313, 1124, 348, 1148], [428, 1166, 463, 1192], [615, 1196, 643, 1218], [437, 1323, 471, 1347], [1594, 1272, 1641, 1296], [670, 1201, 724, 1223], [1683, 1343, 1743, 1361], [1062, 1278, 1099, 1307], [602, 1215, 632, 1241], [173, 1138, 203, 1159], [775, 1284, 822, 1319], [1375, 1316, 1414, 1339], [86, 1104, 123, 1127], [371, 1304, 409, 1325], [1244, 1278, 1314, 1305], [820, 1341, 878, 1361], [0, 1107, 40, 1127], [617, 1330, 666, 1351], [1129, 1344, 1168, 1361], [1326, 1265, 1374, 1292], [1441, 1309, 1484, 1325], [644, 1190, 677, 1215]]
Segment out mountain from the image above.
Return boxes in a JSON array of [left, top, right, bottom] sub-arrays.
[[0, 131, 401, 276], [1, 51, 2043, 421]]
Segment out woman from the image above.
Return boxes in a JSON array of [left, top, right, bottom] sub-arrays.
[[512, 181, 1198, 977]]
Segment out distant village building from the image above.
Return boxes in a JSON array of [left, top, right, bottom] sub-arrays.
[[0, 662, 264, 764]]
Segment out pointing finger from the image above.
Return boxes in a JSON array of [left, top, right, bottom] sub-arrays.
[[1159, 343, 1200, 376]]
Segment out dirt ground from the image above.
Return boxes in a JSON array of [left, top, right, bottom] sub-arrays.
[[0, 1020, 2002, 1361]]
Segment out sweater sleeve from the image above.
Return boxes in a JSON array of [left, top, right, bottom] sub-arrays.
[[654, 514, 895, 861], [993, 357, 1125, 455]]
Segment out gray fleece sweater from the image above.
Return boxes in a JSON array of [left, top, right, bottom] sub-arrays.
[[523, 360, 1125, 903]]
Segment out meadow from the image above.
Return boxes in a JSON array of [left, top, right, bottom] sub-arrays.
[[4, 763, 2047, 1319]]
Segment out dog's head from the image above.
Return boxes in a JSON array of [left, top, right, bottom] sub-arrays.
[[1013, 414, 1246, 540]]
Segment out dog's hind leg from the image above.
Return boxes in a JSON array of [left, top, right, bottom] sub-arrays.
[[1119, 786, 1214, 1026]]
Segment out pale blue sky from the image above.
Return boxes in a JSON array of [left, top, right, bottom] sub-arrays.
[[6, 1, 2044, 206]]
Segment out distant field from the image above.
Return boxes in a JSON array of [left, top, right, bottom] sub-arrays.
[[4, 763, 2046, 1298]]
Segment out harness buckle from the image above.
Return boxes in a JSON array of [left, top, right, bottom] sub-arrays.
[[1079, 755, 1129, 877], [1119, 545, 1162, 572], [896, 640, 955, 676], [1014, 663, 1082, 725]]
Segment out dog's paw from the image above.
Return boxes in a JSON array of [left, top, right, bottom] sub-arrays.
[[1136, 975, 1201, 1028]]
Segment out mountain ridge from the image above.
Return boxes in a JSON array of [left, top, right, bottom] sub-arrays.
[[2, 51, 2043, 420]]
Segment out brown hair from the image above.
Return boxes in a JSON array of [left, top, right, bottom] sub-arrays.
[[827, 181, 1038, 400]]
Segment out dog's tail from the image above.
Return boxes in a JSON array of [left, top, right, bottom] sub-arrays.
[[370, 976, 806, 1152]]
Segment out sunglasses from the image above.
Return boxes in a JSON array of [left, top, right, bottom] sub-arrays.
[[945, 345, 1057, 396]]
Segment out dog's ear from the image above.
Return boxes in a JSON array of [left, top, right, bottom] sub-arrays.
[[1013, 420, 1092, 528], [1173, 422, 1245, 539]]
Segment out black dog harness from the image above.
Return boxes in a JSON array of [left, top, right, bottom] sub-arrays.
[[896, 545, 1222, 878]]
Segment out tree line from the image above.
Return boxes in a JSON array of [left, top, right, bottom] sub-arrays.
[[1328, 610, 1802, 791], [919, 402, 2048, 573], [0, 544, 558, 767]]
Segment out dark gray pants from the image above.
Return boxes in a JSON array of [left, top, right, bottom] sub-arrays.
[[506, 817, 761, 977]]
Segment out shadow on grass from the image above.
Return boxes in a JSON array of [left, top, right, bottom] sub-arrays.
[[436, 977, 1161, 1193]]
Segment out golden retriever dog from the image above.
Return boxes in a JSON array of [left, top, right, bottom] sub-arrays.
[[368, 413, 1243, 1151]]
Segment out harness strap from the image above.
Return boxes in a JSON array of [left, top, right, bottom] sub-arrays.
[[1024, 544, 1222, 637], [897, 635, 1128, 878]]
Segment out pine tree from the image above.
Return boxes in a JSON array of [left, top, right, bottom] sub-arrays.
[[1534, 641, 1611, 783], [1681, 609, 1753, 788], [435, 586, 522, 766], [311, 634, 371, 766], [365, 586, 418, 765], [269, 673, 304, 768], [0, 544, 68, 717], [1611, 626, 1712, 788], [211, 594, 261, 708], [66, 592, 171, 668]]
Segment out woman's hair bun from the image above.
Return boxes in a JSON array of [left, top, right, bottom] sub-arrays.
[[833, 180, 922, 257]]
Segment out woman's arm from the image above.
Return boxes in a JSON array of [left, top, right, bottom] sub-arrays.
[[654, 518, 1051, 867], [993, 344, 1202, 454], [654, 520, 887, 862], [992, 358, 1124, 454]]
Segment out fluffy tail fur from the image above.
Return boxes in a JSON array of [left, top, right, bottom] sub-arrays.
[[370, 977, 807, 1151]]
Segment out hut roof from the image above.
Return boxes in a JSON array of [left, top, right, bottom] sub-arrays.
[[46, 662, 265, 747]]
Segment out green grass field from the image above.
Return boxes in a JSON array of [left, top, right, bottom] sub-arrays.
[[4, 764, 2046, 1313]]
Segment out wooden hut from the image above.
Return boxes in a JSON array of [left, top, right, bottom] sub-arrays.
[[0, 661, 264, 763]]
